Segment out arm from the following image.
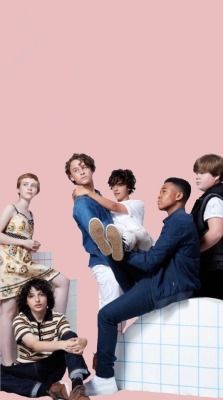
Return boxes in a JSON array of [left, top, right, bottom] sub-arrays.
[[0, 204, 40, 251], [21, 332, 80, 354], [73, 185, 128, 214], [200, 217, 223, 252], [124, 220, 182, 273]]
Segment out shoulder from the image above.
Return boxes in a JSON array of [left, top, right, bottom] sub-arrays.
[[168, 209, 193, 225], [52, 311, 67, 322], [13, 312, 30, 326], [1, 204, 16, 217]]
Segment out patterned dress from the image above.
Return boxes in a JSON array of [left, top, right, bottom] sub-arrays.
[[0, 205, 59, 300]]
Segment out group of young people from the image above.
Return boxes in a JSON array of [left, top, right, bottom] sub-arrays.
[[0, 152, 223, 398]]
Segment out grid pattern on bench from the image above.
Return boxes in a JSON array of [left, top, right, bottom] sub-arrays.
[[115, 298, 223, 398]]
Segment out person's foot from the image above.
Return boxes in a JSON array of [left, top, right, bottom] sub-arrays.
[[84, 375, 118, 396], [106, 224, 124, 261], [69, 384, 90, 400], [48, 382, 69, 400], [89, 218, 112, 256]]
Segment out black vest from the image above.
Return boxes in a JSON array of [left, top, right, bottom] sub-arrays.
[[191, 183, 223, 271]]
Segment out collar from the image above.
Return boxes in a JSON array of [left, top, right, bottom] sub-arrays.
[[23, 308, 53, 323], [163, 207, 185, 223]]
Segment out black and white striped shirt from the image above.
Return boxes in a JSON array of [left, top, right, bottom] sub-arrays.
[[13, 309, 71, 363]]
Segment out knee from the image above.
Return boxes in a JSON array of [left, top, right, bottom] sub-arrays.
[[98, 303, 115, 325], [61, 330, 77, 340]]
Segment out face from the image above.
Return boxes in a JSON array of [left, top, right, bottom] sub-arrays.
[[111, 183, 130, 202], [195, 172, 220, 192], [18, 178, 38, 200], [158, 182, 183, 213], [26, 287, 48, 314], [69, 159, 93, 186]]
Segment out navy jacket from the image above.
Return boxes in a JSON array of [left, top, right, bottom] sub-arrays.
[[125, 208, 201, 308]]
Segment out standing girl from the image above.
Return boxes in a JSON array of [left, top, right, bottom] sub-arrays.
[[0, 173, 69, 365]]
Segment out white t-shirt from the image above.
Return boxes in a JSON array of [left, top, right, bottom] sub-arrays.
[[203, 197, 223, 221], [111, 199, 145, 230]]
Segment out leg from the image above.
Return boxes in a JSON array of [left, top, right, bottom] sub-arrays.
[[96, 277, 154, 378], [1, 362, 56, 398], [91, 265, 121, 308], [135, 228, 153, 251], [85, 278, 154, 396], [0, 298, 17, 365], [51, 273, 70, 314], [61, 331, 90, 380], [74, 196, 113, 233]]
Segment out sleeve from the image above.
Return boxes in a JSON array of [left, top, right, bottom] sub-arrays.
[[57, 314, 71, 338], [203, 197, 223, 221], [124, 219, 183, 273], [13, 315, 32, 343]]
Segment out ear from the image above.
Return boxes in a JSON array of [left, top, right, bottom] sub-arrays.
[[214, 175, 220, 183], [176, 192, 184, 201]]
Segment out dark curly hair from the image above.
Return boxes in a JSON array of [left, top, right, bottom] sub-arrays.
[[65, 153, 96, 183], [108, 169, 136, 194], [17, 279, 55, 314]]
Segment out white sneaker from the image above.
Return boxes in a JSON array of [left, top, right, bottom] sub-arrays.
[[84, 375, 118, 396]]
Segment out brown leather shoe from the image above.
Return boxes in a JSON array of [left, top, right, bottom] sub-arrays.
[[69, 385, 90, 400], [48, 382, 69, 400]]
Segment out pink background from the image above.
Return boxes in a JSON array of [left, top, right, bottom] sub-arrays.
[[0, 1, 222, 399]]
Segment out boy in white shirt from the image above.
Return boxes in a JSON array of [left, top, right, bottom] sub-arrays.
[[73, 169, 153, 261]]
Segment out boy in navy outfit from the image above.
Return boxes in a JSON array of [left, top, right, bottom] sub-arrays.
[[84, 177, 200, 396]]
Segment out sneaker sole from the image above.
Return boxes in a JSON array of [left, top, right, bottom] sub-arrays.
[[106, 225, 123, 261], [89, 218, 112, 256]]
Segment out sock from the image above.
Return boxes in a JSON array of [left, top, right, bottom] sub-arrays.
[[72, 374, 84, 389]]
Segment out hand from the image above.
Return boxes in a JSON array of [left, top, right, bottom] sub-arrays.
[[62, 337, 87, 354], [22, 239, 41, 252], [72, 185, 90, 199]]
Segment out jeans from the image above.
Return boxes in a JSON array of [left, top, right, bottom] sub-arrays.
[[1, 331, 90, 398], [73, 195, 113, 263], [96, 276, 155, 378]]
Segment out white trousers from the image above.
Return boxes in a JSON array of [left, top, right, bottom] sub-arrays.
[[91, 264, 121, 309]]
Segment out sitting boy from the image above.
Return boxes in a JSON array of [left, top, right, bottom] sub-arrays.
[[84, 177, 201, 396], [1, 278, 90, 400]]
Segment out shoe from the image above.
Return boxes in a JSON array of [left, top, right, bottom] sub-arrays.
[[84, 375, 118, 396], [69, 384, 90, 400], [48, 382, 69, 400], [89, 218, 112, 256], [106, 225, 124, 261]]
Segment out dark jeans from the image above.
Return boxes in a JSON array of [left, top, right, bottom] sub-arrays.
[[1, 331, 90, 398], [96, 276, 155, 378]]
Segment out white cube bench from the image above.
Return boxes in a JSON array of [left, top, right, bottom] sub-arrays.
[[115, 297, 223, 398]]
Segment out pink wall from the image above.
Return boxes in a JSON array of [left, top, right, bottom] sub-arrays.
[[0, 1, 222, 399]]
